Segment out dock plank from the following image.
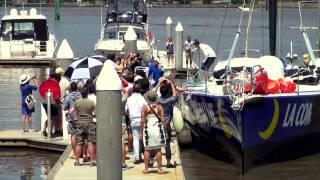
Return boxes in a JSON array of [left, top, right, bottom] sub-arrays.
[[52, 138, 184, 180]]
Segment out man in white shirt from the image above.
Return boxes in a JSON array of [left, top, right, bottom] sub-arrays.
[[192, 39, 216, 71], [125, 83, 147, 164]]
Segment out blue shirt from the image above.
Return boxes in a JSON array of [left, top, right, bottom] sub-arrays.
[[158, 96, 177, 122], [148, 63, 163, 86], [20, 83, 37, 107]]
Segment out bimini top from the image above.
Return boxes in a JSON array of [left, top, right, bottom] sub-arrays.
[[106, 0, 147, 24], [2, 8, 47, 21]]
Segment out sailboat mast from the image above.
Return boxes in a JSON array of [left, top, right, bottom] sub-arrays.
[[318, 0, 320, 57], [269, 0, 277, 56]]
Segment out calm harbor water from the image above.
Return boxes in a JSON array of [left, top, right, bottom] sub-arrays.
[[0, 6, 319, 179], [0, 147, 60, 180]]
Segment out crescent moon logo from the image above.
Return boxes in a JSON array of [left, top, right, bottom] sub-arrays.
[[217, 99, 233, 138], [258, 99, 280, 140]]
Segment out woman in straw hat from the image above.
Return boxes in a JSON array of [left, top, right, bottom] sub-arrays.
[[140, 90, 166, 174], [19, 74, 39, 132]]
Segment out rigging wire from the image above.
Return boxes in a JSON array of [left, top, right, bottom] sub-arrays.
[[244, 0, 257, 57], [261, 0, 265, 55], [215, 3, 229, 54]]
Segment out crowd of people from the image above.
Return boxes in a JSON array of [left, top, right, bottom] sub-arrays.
[[18, 56, 184, 172], [18, 36, 214, 173]]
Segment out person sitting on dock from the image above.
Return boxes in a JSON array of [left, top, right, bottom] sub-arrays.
[[19, 74, 39, 133], [63, 81, 81, 159], [125, 83, 147, 164], [70, 87, 96, 166], [141, 90, 166, 174]]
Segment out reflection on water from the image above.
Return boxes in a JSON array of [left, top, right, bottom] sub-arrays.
[[181, 147, 320, 180], [0, 147, 60, 180], [0, 65, 48, 131]]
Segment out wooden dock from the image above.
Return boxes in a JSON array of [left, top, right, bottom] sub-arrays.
[[49, 137, 184, 180], [0, 130, 184, 179]]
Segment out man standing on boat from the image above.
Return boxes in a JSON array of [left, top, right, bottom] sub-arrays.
[[192, 39, 216, 71]]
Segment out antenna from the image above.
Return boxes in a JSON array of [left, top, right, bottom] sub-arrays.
[[100, 2, 103, 40], [4, 0, 7, 15]]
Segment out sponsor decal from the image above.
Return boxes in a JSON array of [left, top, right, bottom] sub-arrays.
[[282, 103, 312, 127], [217, 99, 233, 138], [259, 99, 280, 140], [259, 100, 313, 140]]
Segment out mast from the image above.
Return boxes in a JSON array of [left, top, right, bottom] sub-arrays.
[[269, 0, 277, 56]]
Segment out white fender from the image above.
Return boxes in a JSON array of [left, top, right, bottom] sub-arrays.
[[173, 106, 184, 133], [182, 105, 194, 125]]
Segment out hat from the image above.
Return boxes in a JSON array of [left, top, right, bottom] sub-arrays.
[[193, 39, 200, 46], [134, 75, 143, 82], [55, 67, 64, 75], [145, 90, 158, 104], [19, 74, 30, 85]]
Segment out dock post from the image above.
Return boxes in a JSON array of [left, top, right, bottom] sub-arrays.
[[46, 91, 52, 139], [124, 26, 137, 57], [175, 22, 184, 69], [96, 62, 122, 180], [166, 17, 173, 39], [54, 0, 60, 21]]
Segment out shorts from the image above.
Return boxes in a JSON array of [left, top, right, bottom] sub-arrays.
[[21, 105, 34, 116], [122, 123, 128, 143], [75, 121, 96, 145], [67, 121, 77, 135], [42, 103, 59, 117]]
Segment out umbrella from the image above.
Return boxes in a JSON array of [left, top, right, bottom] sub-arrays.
[[39, 79, 61, 100], [64, 55, 106, 80]]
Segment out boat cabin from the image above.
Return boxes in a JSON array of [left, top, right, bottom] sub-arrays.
[[0, 9, 48, 42]]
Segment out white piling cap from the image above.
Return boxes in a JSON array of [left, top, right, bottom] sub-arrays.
[[166, 17, 172, 24], [96, 62, 122, 91], [56, 39, 74, 59], [124, 26, 137, 41], [175, 22, 183, 32]]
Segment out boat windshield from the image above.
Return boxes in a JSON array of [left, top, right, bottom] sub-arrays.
[[103, 24, 146, 40], [0, 19, 48, 41]]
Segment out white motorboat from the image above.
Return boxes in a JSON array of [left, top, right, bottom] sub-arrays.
[[0, 8, 58, 62], [95, 0, 155, 61]]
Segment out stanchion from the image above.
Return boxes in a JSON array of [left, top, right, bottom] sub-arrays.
[[46, 90, 52, 139]]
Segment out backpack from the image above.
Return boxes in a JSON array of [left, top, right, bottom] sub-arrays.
[[25, 95, 36, 110]]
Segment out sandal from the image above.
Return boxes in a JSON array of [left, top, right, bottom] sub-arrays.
[[166, 163, 176, 168], [142, 170, 149, 174]]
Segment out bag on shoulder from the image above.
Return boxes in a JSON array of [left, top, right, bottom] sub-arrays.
[[25, 94, 36, 110]]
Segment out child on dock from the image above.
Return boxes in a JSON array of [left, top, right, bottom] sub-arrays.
[[19, 74, 39, 132]]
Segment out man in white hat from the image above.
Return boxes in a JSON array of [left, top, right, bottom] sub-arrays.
[[19, 74, 39, 132]]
